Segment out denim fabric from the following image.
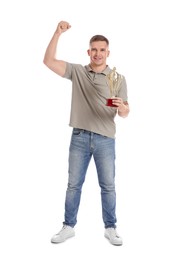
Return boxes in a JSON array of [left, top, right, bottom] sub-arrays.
[[63, 128, 117, 228]]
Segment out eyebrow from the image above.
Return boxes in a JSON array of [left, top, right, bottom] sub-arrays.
[[91, 47, 107, 51]]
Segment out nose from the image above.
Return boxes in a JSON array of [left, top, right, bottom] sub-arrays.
[[95, 50, 101, 56]]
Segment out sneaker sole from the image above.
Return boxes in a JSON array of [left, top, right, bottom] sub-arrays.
[[51, 233, 75, 244], [104, 233, 123, 246]]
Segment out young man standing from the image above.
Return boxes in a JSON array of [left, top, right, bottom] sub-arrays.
[[43, 20, 129, 246]]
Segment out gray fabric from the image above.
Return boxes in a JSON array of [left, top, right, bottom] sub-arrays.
[[63, 62, 128, 138]]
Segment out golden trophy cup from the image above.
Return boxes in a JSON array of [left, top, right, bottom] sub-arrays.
[[106, 67, 122, 107]]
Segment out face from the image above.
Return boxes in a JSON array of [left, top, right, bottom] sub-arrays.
[[87, 41, 110, 67]]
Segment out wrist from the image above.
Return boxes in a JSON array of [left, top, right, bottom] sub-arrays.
[[54, 31, 62, 37]]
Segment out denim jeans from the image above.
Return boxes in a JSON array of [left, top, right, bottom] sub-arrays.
[[63, 128, 117, 228]]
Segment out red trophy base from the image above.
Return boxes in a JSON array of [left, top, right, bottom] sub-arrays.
[[106, 98, 118, 107]]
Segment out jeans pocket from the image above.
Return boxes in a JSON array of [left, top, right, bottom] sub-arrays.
[[72, 128, 82, 136]]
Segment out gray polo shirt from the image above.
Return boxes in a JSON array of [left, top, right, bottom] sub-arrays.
[[63, 62, 128, 138]]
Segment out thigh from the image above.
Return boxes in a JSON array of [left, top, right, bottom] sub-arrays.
[[68, 129, 91, 186]]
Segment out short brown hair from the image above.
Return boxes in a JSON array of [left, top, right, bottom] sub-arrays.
[[89, 35, 109, 46]]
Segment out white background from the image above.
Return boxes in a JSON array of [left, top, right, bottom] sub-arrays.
[[0, 0, 183, 259]]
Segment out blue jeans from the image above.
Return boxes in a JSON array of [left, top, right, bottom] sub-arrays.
[[63, 128, 117, 228]]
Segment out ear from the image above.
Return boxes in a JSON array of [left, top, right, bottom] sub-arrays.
[[87, 49, 90, 56], [107, 50, 110, 57]]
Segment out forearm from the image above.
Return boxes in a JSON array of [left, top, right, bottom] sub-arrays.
[[111, 98, 130, 118], [43, 32, 60, 66], [118, 102, 130, 118]]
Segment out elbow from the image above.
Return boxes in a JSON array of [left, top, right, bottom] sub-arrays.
[[43, 57, 54, 71], [122, 113, 129, 118], [43, 57, 49, 67], [119, 113, 129, 118]]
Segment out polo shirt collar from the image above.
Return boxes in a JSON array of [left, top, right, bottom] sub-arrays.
[[86, 64, 111, 75]]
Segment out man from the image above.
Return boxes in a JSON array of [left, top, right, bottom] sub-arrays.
[[43, 20, 129, 246]]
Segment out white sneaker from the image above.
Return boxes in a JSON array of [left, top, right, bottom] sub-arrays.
[[51, 225, 75, 243], [104, 228, 123, 246]]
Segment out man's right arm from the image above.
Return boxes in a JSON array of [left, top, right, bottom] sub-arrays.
[[43, 21, 71, 77]]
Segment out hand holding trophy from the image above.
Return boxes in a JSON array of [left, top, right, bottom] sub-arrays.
[[106, 67, 122, 107]]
